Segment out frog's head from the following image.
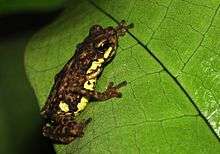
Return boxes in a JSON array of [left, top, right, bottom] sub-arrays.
[[81, 21, 133, 79], [89, 20, 133, 63], [89, 25, 117, 63]]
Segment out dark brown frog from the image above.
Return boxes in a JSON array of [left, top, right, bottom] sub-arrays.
[[40, 20, 133, 144]]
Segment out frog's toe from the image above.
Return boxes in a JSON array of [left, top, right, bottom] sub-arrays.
[[116, 81, 127, 88], [84, 117, 92, 125], [116, 92, 122, 98]]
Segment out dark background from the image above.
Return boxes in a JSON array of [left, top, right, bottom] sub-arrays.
[[0, 11, 63, 154]]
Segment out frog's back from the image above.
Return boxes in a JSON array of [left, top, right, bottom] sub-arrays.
[[40, 57, 87, 119]]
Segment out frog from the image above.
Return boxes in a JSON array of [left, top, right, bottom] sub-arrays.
[[40, 20, 133, 144]]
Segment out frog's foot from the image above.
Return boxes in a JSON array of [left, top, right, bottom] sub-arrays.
[[116, 20, 134, 37], [105, 81, 127, 98], [42, 118, 92, 144]]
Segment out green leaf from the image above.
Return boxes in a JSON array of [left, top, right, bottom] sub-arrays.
[[25, 0, 220, 153], [0, 0, 65, 14]]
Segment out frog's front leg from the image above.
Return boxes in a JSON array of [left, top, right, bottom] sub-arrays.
[[42, 113, 91, 144], [71, 81, 127, 101]]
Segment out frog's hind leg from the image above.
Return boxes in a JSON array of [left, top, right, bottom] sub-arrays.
[[43, 124, 75, 144], [42, 113, 91, 144]]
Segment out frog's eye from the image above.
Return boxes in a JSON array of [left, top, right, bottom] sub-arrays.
[[96, 40, 111, 53], [89, 25, 103, 35]]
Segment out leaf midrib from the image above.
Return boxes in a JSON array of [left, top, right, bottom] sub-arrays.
[[88, 0, 220, 141]]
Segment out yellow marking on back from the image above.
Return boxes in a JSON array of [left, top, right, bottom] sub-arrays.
[[74, 97, 88, 115], [104, 47, 113, 59], [86, 58, 104, 74], [59, 101, 69, 112], [88, 68, 101, 79], [84, 79, 96, 91], [97, 40, 105, 47]]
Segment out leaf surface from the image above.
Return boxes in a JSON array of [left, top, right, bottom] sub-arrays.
[[25, 0, 220, 153]]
